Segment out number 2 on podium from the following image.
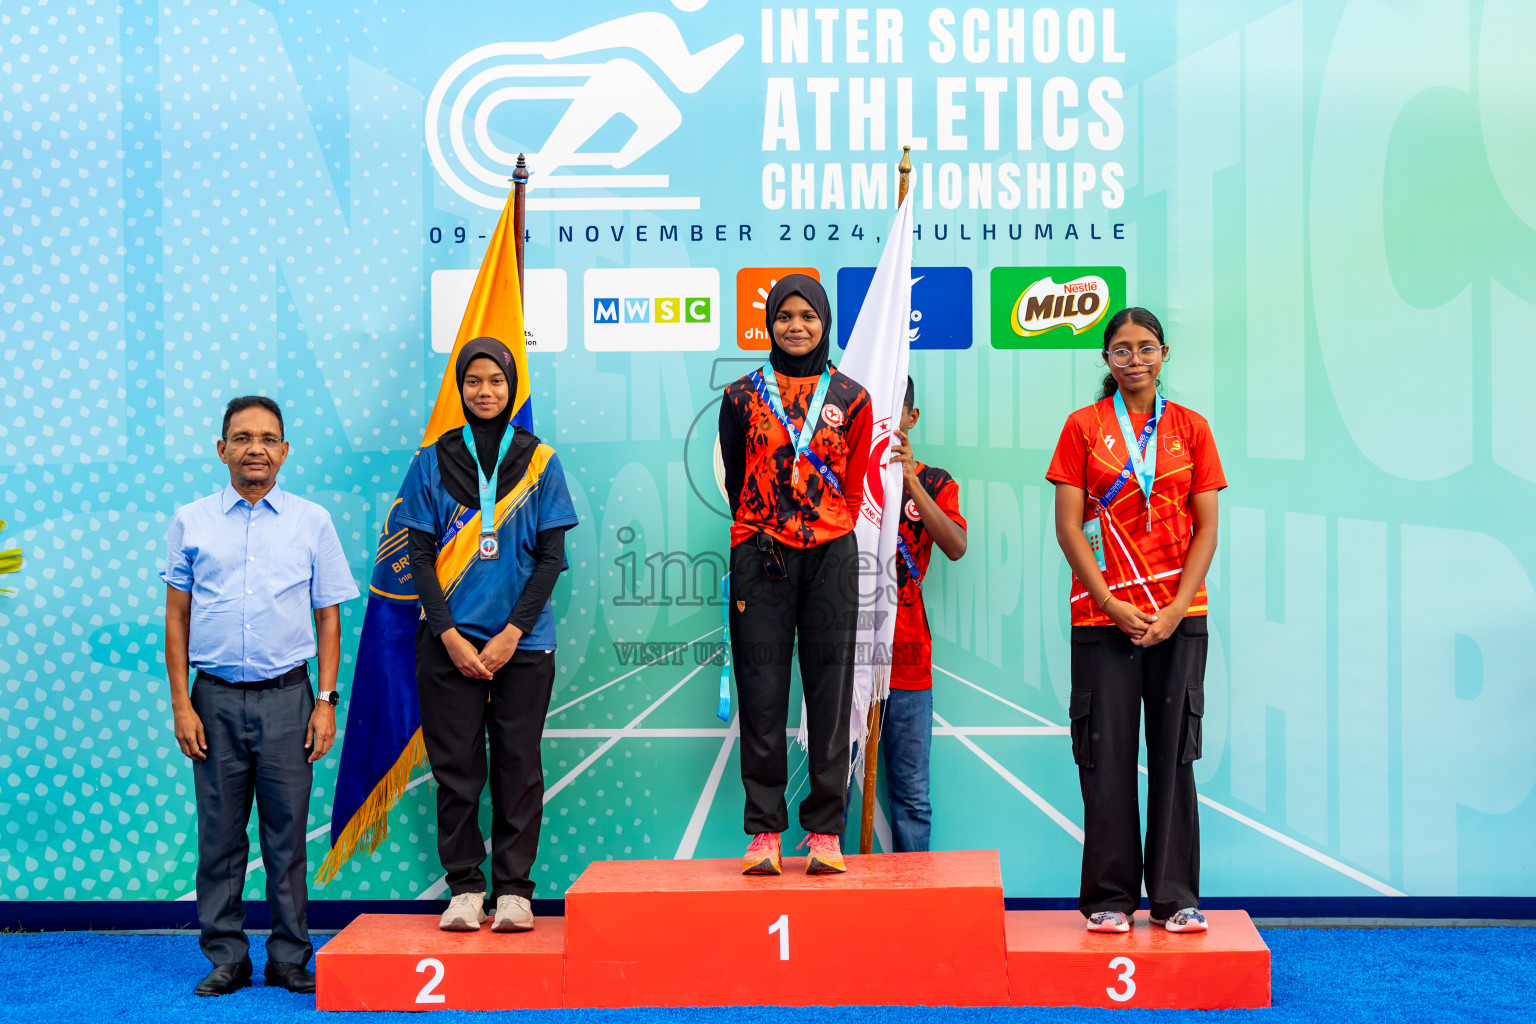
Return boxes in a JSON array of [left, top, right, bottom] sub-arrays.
[[769, 914, 789, 961], [416, 957, 446, 1004]]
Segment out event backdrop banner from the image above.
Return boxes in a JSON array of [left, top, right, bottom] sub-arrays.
[[2, 0, 1534, 906]]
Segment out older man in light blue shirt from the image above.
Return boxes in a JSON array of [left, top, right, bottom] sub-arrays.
[[162, 395, 359, 998]]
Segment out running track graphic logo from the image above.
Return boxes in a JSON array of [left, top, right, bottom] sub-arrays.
[[425, 7, 743, 212]]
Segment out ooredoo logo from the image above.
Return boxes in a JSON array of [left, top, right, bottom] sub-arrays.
[[585, 268, 720, 351], [990, 265, 1126, 350]]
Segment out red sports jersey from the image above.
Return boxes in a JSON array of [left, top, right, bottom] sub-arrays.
[[890, 462, 967, 690], [1045, 397, 1225, 627], [724, 366, 872, 549]]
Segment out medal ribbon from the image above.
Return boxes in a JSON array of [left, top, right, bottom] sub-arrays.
[[717, 572, 732, 722], [1113, 389, 1162, 502], [750, 363, 842, 494], [1095, 391, 1164, 530], [460, 424, 518, 540], [896, 536, 922, 585]]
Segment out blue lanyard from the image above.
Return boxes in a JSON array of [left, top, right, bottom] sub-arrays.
[[460, 424, 517, 538], [717, 573, 732, 722], [750, 363, 841, 493], [1112, 390, 1162, 501], [896, 536, 922, 584], [1096, 393, 1164, 529]]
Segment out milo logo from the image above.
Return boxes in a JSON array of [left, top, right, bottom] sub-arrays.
[[990, 265, 1127, 350], [1011, 275, 1110, 336]]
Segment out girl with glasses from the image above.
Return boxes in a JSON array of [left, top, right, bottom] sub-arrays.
[[1045, 307, 1227, 934]]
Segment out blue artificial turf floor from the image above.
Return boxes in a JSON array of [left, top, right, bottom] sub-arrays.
[[1, 927, 1530, 1023]]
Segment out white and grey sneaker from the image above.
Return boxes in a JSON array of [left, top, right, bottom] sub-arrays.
[[492, 894, 535, 933], [1154, 908, 1208, 933], [1086, 911, 1131, 933], [438, 891, 487, 931]]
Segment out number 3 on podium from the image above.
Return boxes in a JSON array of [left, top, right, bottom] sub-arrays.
[[768, 914, 789, 961], [1106, 955, 1136, 1002]]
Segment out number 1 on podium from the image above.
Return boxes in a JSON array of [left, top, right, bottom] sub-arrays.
[[769, 914, 789, 961]]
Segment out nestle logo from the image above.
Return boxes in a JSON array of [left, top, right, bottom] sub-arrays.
[[989, 265, 1126, 351]]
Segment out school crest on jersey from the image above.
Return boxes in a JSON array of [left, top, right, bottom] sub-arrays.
[[1163, 434, 1184, 457]]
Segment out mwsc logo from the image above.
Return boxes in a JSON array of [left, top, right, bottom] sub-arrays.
[[585, 268, 720, 351], [990, 266, 1126, 350], [593, 296, 713, 325], [425, 8, 743, 212]]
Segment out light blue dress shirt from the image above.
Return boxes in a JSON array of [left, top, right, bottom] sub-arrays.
[[161, 485, 360, 682]]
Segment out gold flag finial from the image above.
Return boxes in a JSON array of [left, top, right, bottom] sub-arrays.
[[897, 145, 913, 205]]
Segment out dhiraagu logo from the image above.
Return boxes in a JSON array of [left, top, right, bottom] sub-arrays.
[[585, 267, 719, 351], [990, 266, 1126, 349]]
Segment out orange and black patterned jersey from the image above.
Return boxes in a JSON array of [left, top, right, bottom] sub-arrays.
[[718, 365, 872, 549], [891, 462, 967, 691], [1046, 398, 1226, 627]]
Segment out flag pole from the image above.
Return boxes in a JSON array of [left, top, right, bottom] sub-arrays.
[[512, 154, 529, 291], [858, 145, 913, 857]]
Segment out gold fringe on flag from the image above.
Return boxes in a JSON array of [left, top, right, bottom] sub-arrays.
[[313, 728, 428, 886]]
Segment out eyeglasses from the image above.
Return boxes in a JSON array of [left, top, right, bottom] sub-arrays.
[[1107, 344, 1165, 368], [224, 434, 286, 449]]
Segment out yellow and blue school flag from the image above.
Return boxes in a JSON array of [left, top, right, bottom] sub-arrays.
[[317, 188, 532, 884]]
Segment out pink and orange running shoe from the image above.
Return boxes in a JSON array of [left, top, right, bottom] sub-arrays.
[[743, 832, 783, 875], [800, 832, 846, 874]]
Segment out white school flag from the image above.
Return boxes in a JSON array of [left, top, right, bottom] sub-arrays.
[[836, 189, 915, 760]]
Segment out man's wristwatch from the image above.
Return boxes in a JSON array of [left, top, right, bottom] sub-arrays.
[[317, 690, 340, 707]]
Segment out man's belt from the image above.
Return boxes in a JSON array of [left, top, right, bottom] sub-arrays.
[[196, 664, 308, 690]]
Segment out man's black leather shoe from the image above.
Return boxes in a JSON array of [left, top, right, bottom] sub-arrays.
[[265, 960, 317, 994], [194, 960, 253, 997]]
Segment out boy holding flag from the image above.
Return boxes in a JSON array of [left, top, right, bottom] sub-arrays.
[[853, 377, 967, 852]]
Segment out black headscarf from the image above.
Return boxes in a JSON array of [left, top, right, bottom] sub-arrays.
[[435, 337, 540, 510], [764, 274, 833, 377]]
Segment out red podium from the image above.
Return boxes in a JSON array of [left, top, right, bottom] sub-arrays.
[[1005, 910, 1271, 1009], [563, 851, 1008, 1007], [317, 914, 565, 1011], [315, 853, 1270, 1010]]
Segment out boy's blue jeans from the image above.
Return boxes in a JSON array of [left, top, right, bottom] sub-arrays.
[[845, 686, 933, 852]]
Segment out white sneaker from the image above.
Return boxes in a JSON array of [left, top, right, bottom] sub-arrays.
[[1086, 911, 1131, 933], [492, 894, 534, 933], [1155, 908, 1208, 933], [439, 891, 486, 931]]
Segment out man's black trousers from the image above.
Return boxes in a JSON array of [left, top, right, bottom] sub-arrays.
[[415, 625, 556, 899], [729, 532, 858, 837], [1070, 616, 1207, 919], [191, 670, 314, 967]]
